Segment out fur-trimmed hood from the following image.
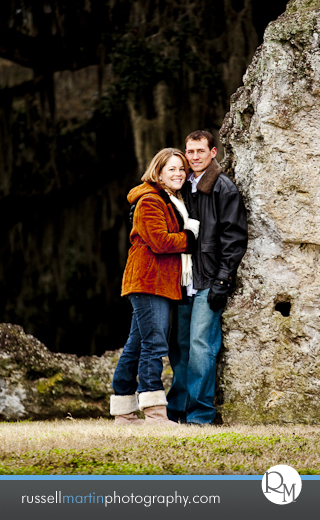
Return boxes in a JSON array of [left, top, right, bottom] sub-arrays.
[[127, 182, 161, 205]]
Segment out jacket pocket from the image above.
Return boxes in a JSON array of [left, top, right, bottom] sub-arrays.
[[201, 242, 218, 277]]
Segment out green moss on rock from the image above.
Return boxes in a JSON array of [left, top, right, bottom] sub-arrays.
[[37, 373, 64, 394]]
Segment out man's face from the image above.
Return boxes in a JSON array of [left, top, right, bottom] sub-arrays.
[[185, 138, 217, 177]]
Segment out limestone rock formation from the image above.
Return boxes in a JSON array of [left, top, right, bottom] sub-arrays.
[[219, 0, 320, 423], [0, 322, 173, 420], [0, 323, 120, 420]]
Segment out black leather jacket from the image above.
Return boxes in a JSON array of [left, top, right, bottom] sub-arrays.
[[182, 158, 248, 290]]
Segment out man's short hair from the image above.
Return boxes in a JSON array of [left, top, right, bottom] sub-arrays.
[[185, 130, 215, 150]]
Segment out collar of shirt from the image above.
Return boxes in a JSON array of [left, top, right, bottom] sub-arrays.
[[188, 171, 205, 193]]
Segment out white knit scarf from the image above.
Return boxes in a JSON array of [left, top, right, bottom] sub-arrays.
[[167, 193, 193, 286]]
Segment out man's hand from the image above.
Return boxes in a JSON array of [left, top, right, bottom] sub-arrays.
[[207, 279, 231, 312]]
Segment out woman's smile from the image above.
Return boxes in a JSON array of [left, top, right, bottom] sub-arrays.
[[159, 155, 186, 193]]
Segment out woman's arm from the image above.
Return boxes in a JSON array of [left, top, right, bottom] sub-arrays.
[[134, 195, 195, 254]]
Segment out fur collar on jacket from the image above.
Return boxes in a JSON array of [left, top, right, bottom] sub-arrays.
[[194, 158, 222, 195]]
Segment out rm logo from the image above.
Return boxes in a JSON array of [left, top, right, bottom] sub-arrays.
[[262, 464, 302, 505]]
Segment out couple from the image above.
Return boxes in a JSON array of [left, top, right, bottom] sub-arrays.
[[110, 130, 248, 426]]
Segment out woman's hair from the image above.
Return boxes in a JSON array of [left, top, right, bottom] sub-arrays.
[[141, 148, 189, 192]]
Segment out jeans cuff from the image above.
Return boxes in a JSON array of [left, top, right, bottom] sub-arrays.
[[139, 390, 168, 410], [110, 394, 139, 415]]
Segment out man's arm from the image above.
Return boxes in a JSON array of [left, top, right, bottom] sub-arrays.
[[216, 190, 248, 280], [207, 189, 247, 311]]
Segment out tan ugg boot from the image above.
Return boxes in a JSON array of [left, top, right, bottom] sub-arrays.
[[114, 412, 144, 425], [139, 390, 178, 426], [143, 405, 179, 426], [110, 394, 144, 425]]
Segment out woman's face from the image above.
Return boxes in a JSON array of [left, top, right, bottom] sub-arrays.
[[159, 155, 186, 193]]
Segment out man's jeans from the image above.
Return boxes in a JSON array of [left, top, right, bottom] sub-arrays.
[[167, 288, 222, 424], [112, 293, 171, 395]]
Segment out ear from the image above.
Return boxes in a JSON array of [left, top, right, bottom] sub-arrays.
[[211, 147, 217, 159]]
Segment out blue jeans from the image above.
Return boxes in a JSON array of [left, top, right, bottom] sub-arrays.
[[112, 293, 172, 395], [167, 288, 222, 424]]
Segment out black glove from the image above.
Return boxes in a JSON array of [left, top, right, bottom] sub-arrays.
[[129, 203, 137, 226], [207, 279, 232, 312]]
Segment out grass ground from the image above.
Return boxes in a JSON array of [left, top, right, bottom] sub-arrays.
[[0, 419, 320, 475]]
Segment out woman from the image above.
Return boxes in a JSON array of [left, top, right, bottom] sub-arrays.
[[110, 148, 199, 425]]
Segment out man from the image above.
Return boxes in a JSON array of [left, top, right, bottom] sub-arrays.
[[167, 130, 247, 425]]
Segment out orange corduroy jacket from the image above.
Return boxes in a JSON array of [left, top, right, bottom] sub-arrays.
[[121, 182, 195, 300]]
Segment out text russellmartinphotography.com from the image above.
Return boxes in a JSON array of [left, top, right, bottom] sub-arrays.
[[21, 490, 221, 508]]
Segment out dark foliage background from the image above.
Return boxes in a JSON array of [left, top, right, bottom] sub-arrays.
[[0, 0, 288, 356]]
